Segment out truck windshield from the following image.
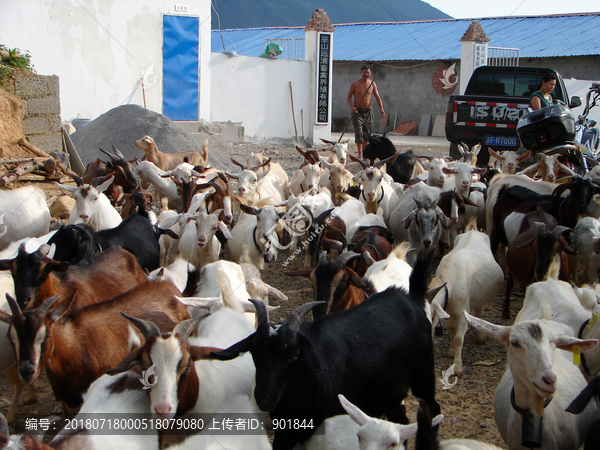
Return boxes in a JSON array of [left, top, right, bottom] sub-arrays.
[[468, 71, 563, 100]]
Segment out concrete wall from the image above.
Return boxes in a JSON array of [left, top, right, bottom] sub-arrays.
[[332, 60, 450, 136], [332, 56, 598, 137], [210, 52, 312, 141], [8, 73, 62, 153], [0, 0, 211, 123]]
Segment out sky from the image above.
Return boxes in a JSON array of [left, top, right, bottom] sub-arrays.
[[424, 0, 600, 19]]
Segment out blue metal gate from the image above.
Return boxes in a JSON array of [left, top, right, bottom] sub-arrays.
[[163, 15, 199, 120]]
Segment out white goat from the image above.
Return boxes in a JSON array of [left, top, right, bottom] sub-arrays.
[[442, 162, 486, 237], [167, 395, 271, 450], [465, 312, 599, 450], [58, 176, 122, 231], [133, 160, 182, 212], [229, 205, 283, 270], [320, 138, 349, 165], [146, 257, 193, 293], [417, 157, 448, 188], [488, 148, 531, 174], [318, 158, 354, 205], [0, 186, 50, 251], [51, 371, 158, 450], [430, 224, 503, 376]]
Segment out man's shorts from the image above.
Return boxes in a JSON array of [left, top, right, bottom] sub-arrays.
[[353, 108, 374, 143]]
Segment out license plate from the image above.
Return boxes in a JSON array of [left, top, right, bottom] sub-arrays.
[[485, 135, 518, 147]]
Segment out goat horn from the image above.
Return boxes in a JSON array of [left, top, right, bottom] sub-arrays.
[[66, 171, 84, 187], [552, 226, 572, 237], [319, 250, 328, 263], [38, 295, 61, 317], [230, 158, 248, 171], [336, 251, 361, 266], [121, 313, 161, 340], [111, 143, 126, 159], [99, 147, 119, 161], [173, 312, 211, 339], [5, 294, 22, 317], [248, 298, 269, 326], [373, 152, 400, 170], [347, 153, 370, 170], [249, 158, 271, 172], [282, 302, 325, 331]]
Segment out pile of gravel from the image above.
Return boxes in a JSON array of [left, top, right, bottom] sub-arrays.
[[70, 105, 234, 171]]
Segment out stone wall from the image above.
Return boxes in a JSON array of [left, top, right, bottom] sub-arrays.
[[8, 73, 62, 153]]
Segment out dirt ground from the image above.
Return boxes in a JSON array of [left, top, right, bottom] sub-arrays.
[[0, 85, 514, 447]]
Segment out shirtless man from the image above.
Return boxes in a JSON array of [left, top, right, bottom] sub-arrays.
[[347, 65, 385, 158]]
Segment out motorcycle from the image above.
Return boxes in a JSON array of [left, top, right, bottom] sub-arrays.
[[517, 81, 600, 178]]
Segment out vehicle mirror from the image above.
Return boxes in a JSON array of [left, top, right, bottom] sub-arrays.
[[570, 96, 582, 108]]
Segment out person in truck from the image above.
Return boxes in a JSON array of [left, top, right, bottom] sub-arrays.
[[347, 65, 385, 159], [530, 72, 557, 110]]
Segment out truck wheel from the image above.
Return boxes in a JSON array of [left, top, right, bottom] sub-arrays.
[[449, 142, 462, 160]]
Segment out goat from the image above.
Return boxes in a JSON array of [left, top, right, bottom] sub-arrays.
[[318, 158, 354, 205], [229, 204, 284, 270], [416, 157, 448, 188], [49, 372, 158, 450], [297, 395, 444, 450], [516, 153, 576, 182], [227, 158, 286, 207], [210, 256, 441, 450], [390, 190, 451, 266], [362, 135, 425, 183], [0, 186, 50, 251], [200, 178, 235, 225], [504, 214, 576, 318], [48, 211, 163, 271], [147, 257, 193, 293], [490, 178, 599, 258], [566, 376, 600, 450], [98, 144, 139, 201], [107, 306, 255, 422], [135, 135, 207, 171], [163, 394, 271, 450], [349, 152, 401, 221], [57, 174, 122, 231], [488, 148, 531, 174], [346, 226, 393, 277], [285, 251, 368, 316], [573, 216, 600, 283], [319, 138, 349, 165], [453, 142, 481, 167], [0, 244, 146, 311], [442, 162, 487, 234], [0, 280, 190, 416], [133, 161, 183, 212], [429, 222, 504, 376], [465, 312, 598, 450], [288, 148, 324, 197]]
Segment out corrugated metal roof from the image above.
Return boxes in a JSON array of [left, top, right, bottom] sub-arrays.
[[211, 13, 600, 61]]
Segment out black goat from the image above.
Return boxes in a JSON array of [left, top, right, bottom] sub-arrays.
[[211, 256, 440, 450], [567, 376, 600, 450], [48, 211, 170, 272], [363, 135, 422, 183], [490, 177, 600, 256]]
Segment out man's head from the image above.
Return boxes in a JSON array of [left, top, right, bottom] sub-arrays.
[[360, 65, 371, 78]]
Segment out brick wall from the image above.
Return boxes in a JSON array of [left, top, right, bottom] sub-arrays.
[[9, 73, 62, 153]]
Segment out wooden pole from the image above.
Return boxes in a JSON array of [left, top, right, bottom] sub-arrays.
[[338, 74, 378, 143], [0, 159, 37, 187], [17, 137, 69, 174]]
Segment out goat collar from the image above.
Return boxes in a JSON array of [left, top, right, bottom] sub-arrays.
[[252, 225, 262, 253], [361, 186, 384, 204], [578, 318, 594, 377], [510, 386, 553, 415]]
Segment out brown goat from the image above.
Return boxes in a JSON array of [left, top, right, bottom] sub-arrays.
[[135, 135, 207, 171], [0, 280, 190, 417]]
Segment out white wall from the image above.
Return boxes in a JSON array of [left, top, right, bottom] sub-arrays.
[[1, 0, 211, 122], [209, 52, 312, 140]]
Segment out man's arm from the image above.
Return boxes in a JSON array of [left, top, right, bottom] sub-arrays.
[[347, 82, 358, 114], [372, 83, 385, 115]]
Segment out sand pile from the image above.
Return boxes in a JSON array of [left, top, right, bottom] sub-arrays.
[[70, 105, 234, 170]]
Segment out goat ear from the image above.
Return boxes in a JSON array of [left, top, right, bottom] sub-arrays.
[[552, 181, 572, 197], [240, 204, 259, 216], [464, 312, 511, 346], [461, 196, 478, 207], [555, 335, 598, 353], [297, 332, 322, 370], [210, 334, 255, 361], [0, 259, 13, 271], [188, 345, 225, 362], [338, 394, 370, 426], [106, 347, 145, 375], [403, 210, 417, 229], [96, 175, 115, 193], [216, 221, 233, 241], [345, 267, 366, 289], [566, 376, 600, 414], [0, 310, 12, 325], [442, 167, 455, 175], [471, 143, 481, 155], [512, 235, 537, 250], [473, 167, 487, 175], [47, 291, 76, 323], [44, 259, 70, 275], [56, 183, 78, 193]]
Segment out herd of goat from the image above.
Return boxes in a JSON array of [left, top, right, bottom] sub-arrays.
[[0, 133, 599, 450]]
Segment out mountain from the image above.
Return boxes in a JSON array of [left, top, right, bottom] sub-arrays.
[[211, 0, 452, 30]]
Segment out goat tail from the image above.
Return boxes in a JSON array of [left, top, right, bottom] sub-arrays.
[[392, 241, 412, 262], [545, 253, 561, 281], [409, 251, 433, 301], [465, 216, 478, 232]]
